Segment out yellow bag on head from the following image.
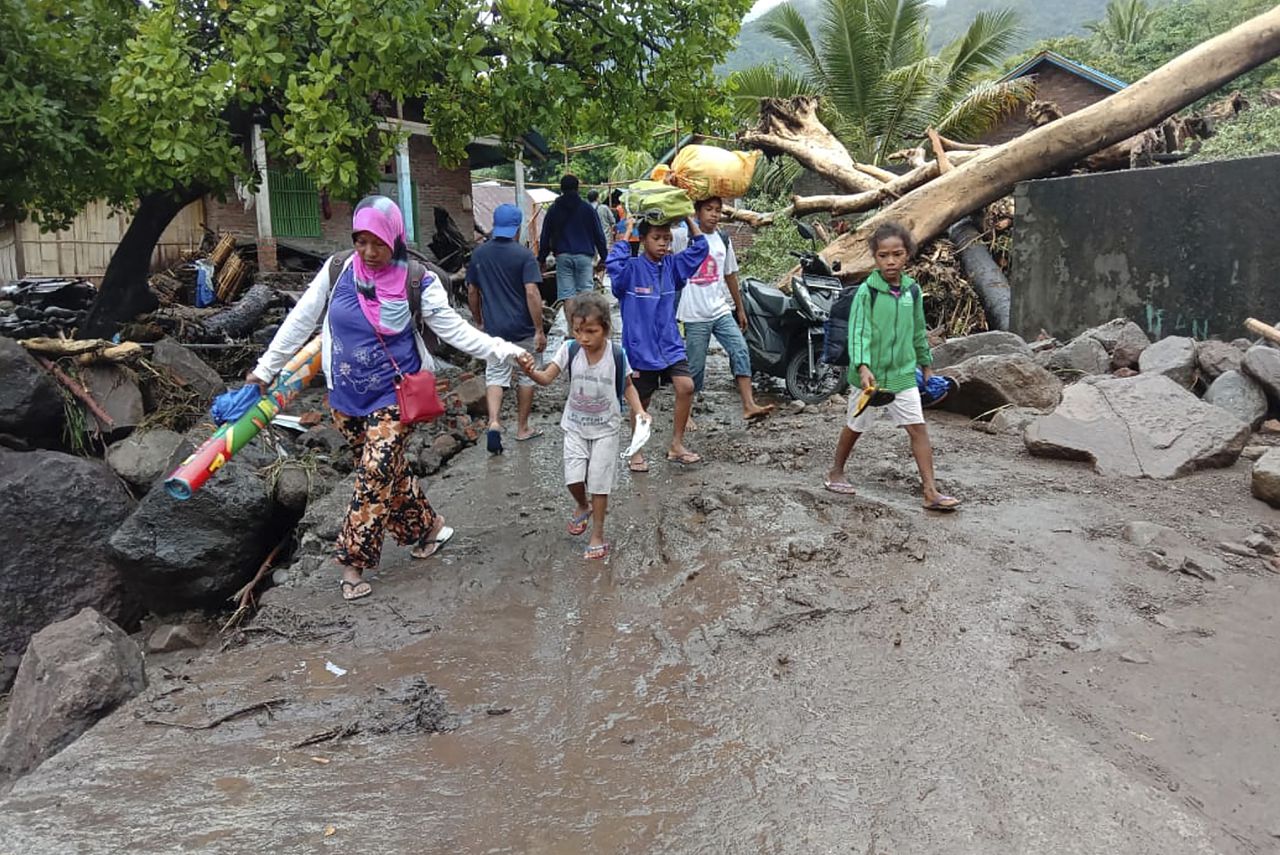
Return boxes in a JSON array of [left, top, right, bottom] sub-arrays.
[[670, 145, 761, 201]]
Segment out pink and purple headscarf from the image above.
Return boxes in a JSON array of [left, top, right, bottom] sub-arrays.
[[351, 195, 412, 335]]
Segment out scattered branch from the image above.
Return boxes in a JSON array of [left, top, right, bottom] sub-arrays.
[[35, 356, 115, 431], [143, 697, 287, 730]]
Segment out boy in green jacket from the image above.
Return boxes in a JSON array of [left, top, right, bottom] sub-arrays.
[[823, 222, 960, 511]]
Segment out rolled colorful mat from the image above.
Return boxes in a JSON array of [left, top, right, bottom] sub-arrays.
[[164, 336, 323, 500]]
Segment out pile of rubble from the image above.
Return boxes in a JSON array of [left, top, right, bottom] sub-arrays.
[[931, 319, 1280, 499], [0, 278, 98, 340]]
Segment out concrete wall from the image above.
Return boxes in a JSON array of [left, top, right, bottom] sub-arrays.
[[1010, 154, 1280, 342]]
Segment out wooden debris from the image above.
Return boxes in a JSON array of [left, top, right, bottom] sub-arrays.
[[215, 253, 249, 304], [208, 233, 237, 270], [1245, 318, 1280, 346], [34, 356, 116, 431], [142, 697, 287, 730]]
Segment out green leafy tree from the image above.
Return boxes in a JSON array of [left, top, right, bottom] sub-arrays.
[[1086, 0, 1158, 52], [4, 0, 752, 335], [727, 0, 1033, 164]]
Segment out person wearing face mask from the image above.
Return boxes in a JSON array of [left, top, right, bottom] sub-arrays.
[[247, 196, 527, 601]]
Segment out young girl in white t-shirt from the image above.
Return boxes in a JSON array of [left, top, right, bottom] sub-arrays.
[[518, 294, 649, 560]]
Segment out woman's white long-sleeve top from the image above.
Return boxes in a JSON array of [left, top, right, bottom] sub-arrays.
[[251, 254, 524, 385]]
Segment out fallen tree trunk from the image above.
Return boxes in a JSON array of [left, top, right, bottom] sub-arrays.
[[949, 220, 1010, 331], [198, 283, 275, 340], [813, 5, 1280, 280], [739, 97, 885, 195]]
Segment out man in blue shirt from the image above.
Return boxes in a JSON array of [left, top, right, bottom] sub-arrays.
[[468, 204, 546, 453], [537, 174, 609, 318]]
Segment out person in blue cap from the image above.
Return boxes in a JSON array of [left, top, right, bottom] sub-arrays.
[[467, 203, 547, 453]]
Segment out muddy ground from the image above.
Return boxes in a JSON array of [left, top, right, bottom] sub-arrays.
[[2, 357, 1280, 854]]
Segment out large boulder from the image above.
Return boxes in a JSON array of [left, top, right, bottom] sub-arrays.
[[79, 364, 145, 439], [108, 457, 280, 612], [930, 331, 1031, 371], [1138, 336, 1199, 388], [149, 338, 225, 400], [0, 450, 137, 688], [1203, 370, 1268, 428], [106, 429, 188, 493], [1025, 374, 1250, 479], [1196, 340, 1244, 381], [1241, 345, 1280, 402], [0, 338, 63, 442], [941, 354, 1062, 418], [1043, 335, 1111, 377], [0, 608, 145, 785], [1252, 448, 1280, 508], [1081, 319, 1151, 369]]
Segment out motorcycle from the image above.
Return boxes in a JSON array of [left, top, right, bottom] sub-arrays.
[[741, 222, 850, 404]]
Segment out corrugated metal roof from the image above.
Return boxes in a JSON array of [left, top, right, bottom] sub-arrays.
[[1000, 51, 1129, 93]]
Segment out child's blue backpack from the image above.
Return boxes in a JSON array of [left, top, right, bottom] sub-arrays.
[[566, 341, 628, 406], [822, 282, 921, 366]]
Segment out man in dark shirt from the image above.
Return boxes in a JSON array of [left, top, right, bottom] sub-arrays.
[[537, 174, 609, 318], [468, 204, 546, 453]]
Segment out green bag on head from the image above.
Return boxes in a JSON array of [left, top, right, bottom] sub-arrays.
[[623, 180, 694, 226]]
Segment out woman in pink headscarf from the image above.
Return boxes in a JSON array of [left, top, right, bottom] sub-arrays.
[[250, 196, 527, 601]]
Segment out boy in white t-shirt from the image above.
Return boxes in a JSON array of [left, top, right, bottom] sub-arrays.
[[518, 293, 648, 560], [672, 197, 774, 422]]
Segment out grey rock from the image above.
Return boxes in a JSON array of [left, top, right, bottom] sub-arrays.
[[1245, 532, 1275, 556], [146, 623, 207, 653], [108, 457, 278, 612], [1081, 319, 1151, 369], [106, 429, 186, 492], [1241, 345, 1280, 402], [149, 338, 225, 400], [930, 331, 1031, 371], [301, 426, 348, 456], [0, 338, 63, 442], [0, 450, 137, 688], [1218, 541, 1259, 559], [1242, 445, 1270, 461], [1119, 651, 1151, 665], [1203, 370, 1268, 428], [1026, 374, 1249, 479], [78, 365, 144, 438], [1138, 336, 1199, 388], [1252, 448, 1280, 508], [1196, 340, 1244, 381], [406, 432, 443, 477], [295, 472, 358, 561], [271, 462, 339, 514], [942, 354, 1062, 418], [1124, 521, 1227, 578], [1232, 338, 1254, 352], [0, 608, 145, 784], [1045, 335, 1111, 377], [433, 433, 462, 461], [973, 407, 1039, 436]]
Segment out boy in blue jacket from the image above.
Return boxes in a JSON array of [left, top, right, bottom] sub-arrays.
[[609, 215, 708, 471]]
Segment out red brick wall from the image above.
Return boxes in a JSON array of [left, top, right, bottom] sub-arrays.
[[202, 135, 475, 270], [977, 67, 1116, 146]]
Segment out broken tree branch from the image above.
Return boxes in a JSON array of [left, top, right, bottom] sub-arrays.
[[738, 97, 885, 195], [926, 129, 953, 175], [1245, 318, 1280, 346], [35, 356, 115, 431], [143, 697, 287, 730]]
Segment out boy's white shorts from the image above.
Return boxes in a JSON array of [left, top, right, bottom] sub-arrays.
[[847, 386, 925, 433], [564, 431, 619, 495]]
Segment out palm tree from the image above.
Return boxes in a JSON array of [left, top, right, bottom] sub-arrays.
[[1086, 0, 1158, 52], [729, 0, 1033, 166]]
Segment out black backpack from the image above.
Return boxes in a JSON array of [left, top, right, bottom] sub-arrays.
[[566, 340, 627, 405], [822, 281, 921, 367]]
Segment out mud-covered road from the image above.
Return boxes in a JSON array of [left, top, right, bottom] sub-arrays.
[[3, 372, 1280, 854]]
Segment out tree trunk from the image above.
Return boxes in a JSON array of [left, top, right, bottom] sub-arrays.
[[82, 185, 209, 339], [949, 220, 1010, 330], [739, 97, 885, 195], [813, 5, 1280, 281], [198, 283, 275, 340]]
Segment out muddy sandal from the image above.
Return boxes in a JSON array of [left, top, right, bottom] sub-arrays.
[[567, 509, 591, 536], [666, 451, 702, 466], [823, 479, 857, 495], [340, 579, 372, 601], [628, 458, 650, 473], [583, 543, 610, 560], [411, 525, 455, 559], [923, 496, 961, 512]]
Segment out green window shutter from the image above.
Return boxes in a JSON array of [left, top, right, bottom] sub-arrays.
[[267, 168, 322, 238]]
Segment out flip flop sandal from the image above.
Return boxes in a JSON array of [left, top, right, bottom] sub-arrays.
[[567, 510, 591, 536], [486, 429, 503, 455], [515, 430, 544, 442], [411, 525, 455, 559], [628, 459, 650, 473], [340, 579, 372, 601], [823, 479, 857, 495], [583, 543, 611, 560], [853, 386, 897, 417], [923, 496, 962, 512], [666, 451, 703, 466]]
